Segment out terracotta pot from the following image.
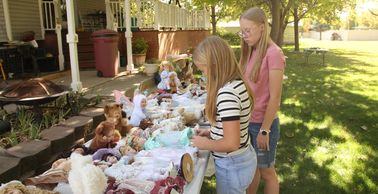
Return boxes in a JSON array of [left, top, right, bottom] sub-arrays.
[[133, 53, 146, 66]]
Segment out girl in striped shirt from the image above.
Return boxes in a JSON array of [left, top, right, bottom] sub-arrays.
[[191, 36, 257, 194]]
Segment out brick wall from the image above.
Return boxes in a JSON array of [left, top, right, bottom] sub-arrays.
[[42, 29, 210, 69]]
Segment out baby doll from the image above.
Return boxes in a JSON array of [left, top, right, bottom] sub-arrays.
[[157, 60, 174, 90], [129, 94, 147, 127], [0, 181, 58, 194], [167, 71, 182, 93], [89, 121, 117, 152], [125, 134, 146, 152], [119, 145, 137, 156]]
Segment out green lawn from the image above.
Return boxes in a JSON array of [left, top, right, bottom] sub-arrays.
[[200, 39, 378, 194]]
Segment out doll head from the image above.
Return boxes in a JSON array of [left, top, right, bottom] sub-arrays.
[[119, 145, 137, 155], [133, 94, 147, 110], [72, 144, 89, 155], [126, 135, 146, 152], [161, 60, 174, 71], [168, 71, 178, 81], [101, 153, 119, 164]]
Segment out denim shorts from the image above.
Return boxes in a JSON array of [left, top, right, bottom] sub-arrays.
[[214, 144, 257, 194], [248, 118, 280, 168]]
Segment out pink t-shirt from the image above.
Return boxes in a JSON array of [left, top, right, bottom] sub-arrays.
[[244, 43, 285, 123]]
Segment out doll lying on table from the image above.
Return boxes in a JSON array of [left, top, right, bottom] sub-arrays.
[[0, 180, 58, 194], [23, 144, 90, 188], [92, 148, 121, 170]]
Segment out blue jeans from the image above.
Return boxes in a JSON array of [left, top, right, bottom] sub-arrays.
[[248, 118, 280, 168], [214, 145, 257, 194]]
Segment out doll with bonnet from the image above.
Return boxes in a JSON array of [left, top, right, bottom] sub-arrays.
[[129, 93, 148, 127]]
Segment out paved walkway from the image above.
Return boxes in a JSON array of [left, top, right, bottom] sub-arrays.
[[1, 69, 156, 112]]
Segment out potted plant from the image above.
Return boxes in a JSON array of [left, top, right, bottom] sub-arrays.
[[132, 37, 149, 66], [144, 58, 161, 76]]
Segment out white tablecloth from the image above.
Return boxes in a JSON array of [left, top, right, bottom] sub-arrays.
[[183, 150, 210, 194]]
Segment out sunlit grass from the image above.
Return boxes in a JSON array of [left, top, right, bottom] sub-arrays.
[[201, 39, 378, 194]]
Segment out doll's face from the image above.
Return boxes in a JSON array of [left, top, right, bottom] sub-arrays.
[[140, 98, 147, 109], [119, 145, 137, 155], [169, 74, 176, 81], [73, 147, 85, 155], [106, 155, 118, 164]]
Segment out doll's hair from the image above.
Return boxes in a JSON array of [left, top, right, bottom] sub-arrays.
[[160, 60, 174, 71], [58, 144, 89, 159], [101, 153, 116, 161]]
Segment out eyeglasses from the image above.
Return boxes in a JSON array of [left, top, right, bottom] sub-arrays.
[[237, 29, 252, 38]]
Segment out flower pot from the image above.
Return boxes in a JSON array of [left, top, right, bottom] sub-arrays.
[[144, 63, 159, 76], [133, 53, 146, 66]]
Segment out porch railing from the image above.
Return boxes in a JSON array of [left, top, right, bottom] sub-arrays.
[[42, 1, 56, 31], [105, 0, 210, 30]]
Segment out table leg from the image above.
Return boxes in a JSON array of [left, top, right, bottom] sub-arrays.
[[305, 53, 310, 65], [322, 53, 325, 65]]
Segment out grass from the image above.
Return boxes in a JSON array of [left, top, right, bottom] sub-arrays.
[[200, 39, 378, 194]]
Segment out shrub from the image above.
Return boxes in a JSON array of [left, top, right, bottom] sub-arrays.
[[218, 32, 241, 46], [132, 37, 148, 54]]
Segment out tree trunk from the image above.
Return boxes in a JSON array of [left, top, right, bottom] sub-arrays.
[[320, 31, 322, 40], [211, 5, 217, 34], [294, 7, 300, 51], [270, 0, 281, 46]]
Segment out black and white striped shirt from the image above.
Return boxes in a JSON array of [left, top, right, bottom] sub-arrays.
[[210, 80, 252, 158]]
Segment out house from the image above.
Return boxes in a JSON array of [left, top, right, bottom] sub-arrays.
[[0, 0, 210, 90]]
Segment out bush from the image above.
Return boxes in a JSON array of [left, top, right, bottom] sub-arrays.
[[218, 32, 241, 46], [132, 37, 148, 54]]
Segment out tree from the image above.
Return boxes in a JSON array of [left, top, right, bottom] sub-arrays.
[[191, 0, 251, 34], [290, 0, 354, 51]]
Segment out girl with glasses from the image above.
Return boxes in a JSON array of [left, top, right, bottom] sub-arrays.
[[239, 7, 286, 194]]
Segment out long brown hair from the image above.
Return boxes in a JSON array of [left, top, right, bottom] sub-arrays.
[[193, 36, 253, 124], [239, 7, 270, 82]]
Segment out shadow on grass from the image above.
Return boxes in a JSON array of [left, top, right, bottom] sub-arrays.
[[279, 47, 378, 193], [199, 45, 377, 194]]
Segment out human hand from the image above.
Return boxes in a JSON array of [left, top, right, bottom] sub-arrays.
[[194, 127, 210, 137], [190, 135, 209, 149], [256, 133, 270, 151]]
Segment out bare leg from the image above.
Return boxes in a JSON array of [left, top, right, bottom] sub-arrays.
[[247, 168, 261, 194], [260, 167, 279, 194]]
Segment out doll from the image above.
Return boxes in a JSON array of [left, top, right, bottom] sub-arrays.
[[125, 134, 146, 152], [89, 121, 117, 152], [167, 71, 182, 93], [129, 94, 147, 127], [157, 60, 174, 90]]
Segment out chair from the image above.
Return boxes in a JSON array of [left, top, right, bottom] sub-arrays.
[[35, 48, 58, 72]]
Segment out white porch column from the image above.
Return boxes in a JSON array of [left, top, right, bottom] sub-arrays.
[[2, 0, 13, 41], [66, 0, 82, 92], [55, 24, 65, 71], [105, 0, 112, 29], [38, 0, 45, 39], [53, 0, 65, 71], [124, 0, 134, 72]]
